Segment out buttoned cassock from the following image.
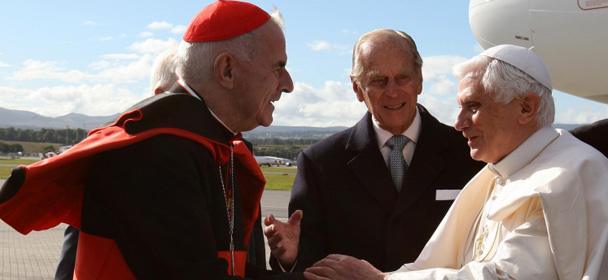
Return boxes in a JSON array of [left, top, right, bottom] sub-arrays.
[[389, 127, 608, 279]]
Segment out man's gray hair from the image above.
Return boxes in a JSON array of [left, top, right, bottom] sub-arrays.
[[150, 46, 178, 92], [454, 55, 555, 126], [351, 29, 423, 79], [175, 10, 284, 88]]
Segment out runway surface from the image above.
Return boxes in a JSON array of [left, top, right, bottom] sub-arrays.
[[0, 179, 290, 279]]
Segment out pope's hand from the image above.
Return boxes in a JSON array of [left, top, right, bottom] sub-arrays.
[[304, 254, 386, 280]]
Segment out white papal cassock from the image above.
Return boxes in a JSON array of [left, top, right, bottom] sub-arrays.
[[389, 127, 608, 280]]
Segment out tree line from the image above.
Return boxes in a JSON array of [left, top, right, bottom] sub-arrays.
[[246, 138, 319, 146], [0, 127, 323, 159], [246, 138, 320, 160], [0, 141, 24, 153], [0, 127, 87, 145]]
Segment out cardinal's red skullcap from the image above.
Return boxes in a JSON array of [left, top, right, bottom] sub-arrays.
[[183, 0, 270, 42]]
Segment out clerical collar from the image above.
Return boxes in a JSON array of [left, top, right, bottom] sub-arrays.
[[488, 126, 559, 180], [178, 79, 237, 136], [373, 108, 421, 149]]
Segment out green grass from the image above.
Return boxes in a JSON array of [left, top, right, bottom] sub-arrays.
[[261, 166, 296, 190], [0, 160, 296, 191], [0, 158, 39, 179]]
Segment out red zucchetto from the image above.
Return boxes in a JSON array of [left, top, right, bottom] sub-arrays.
[[183, 0, 270, 42]]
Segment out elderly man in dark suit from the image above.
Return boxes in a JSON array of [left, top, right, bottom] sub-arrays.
[[264, 29, 484, 272]]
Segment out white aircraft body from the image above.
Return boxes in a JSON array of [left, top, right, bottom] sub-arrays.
[[469, 0, 608, 104], [254, 156, 294, 167]]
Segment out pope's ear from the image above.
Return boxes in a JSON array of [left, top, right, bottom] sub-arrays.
[[518, 92, 541, 124], [214, 53, 235, 89], [351, 76, 365, 102]]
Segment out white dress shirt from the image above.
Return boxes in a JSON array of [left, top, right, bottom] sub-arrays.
[[372, 108, 421, 167]]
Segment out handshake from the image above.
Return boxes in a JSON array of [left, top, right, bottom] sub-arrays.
[[263, 210, 385, 280]]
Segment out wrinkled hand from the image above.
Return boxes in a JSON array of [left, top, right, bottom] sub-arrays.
[[263, 210, 303, 268], [304, 254, 386, 280]]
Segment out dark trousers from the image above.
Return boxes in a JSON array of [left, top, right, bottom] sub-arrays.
[[55, 226, 79, 280]]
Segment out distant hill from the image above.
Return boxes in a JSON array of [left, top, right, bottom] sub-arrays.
[[0, 107, 117, 130], [0, 106, 584, 137]]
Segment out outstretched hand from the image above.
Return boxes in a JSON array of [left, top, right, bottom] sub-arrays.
[[263, 210, 303, 268], [304, 254, 386, 280]]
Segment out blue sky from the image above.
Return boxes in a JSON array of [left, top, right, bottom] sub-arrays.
[[1, 0, 606, 127]]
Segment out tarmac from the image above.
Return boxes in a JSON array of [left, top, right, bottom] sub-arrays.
[[0, 178, 290, 279]]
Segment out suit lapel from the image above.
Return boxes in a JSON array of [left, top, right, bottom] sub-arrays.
[[346, 113, 398, 214], [394, 106, 447, 214]]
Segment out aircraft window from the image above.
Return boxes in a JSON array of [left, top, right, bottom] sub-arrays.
[[578, 0, 608, 10]]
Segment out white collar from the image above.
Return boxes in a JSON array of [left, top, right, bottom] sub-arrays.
[[178, 78, 201, 101], [373, 108, 421, 148], [488, 126, 559, 180]]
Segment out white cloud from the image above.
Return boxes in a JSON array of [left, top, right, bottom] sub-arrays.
[[147, 21, 173, 30], [307, 40, 350, 55], [263, 55, 467, 127], [89, 54, 138, 71], [145, 21, 186, 35], [5, 26, 177, 90], [82, 20, 97, 27], [89, 60, 112, 70], [270, 55, 471, 127], [129, 38, 179, 54], [0, 23, 185, 118], [272, 81, 366, 127], [139, 31, 154, 38], [171, 25, 187, 34], [416, 55, 470, 124], [87, 53, 154, 83], [428, 79, 456, 96], [422, 55, 468, 80], [0, 84, 145, 117], [555, 107, 608, 124], [307, 40, 333, 51], [418, 93, 460, 126], [97, 54, 154, 83], [10, 53, 152, 85], [9, 59, 93, 83], [0, 61, 10, 68]]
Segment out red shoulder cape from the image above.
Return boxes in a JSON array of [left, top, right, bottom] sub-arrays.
[[0, 109, 265, 277]]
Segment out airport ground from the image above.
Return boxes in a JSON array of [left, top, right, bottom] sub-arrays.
[[0, 179, 290, 279]]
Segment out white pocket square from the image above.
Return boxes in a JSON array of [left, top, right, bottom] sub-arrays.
[[436, 189, 461, 201]]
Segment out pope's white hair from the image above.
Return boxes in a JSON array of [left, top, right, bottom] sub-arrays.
[[149, 46, 178, 93], [453, 55, 555, 126]]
